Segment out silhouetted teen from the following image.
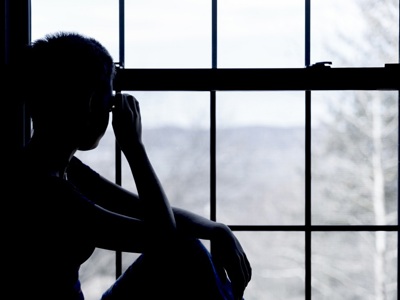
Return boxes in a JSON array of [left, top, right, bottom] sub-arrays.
[[6, 32, 251, 300]]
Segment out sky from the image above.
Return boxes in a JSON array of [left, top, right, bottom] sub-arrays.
[[30, 0, 397, 129]]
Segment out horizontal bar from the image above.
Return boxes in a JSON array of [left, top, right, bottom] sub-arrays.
[[113, 64, 400, 91], [229, 225, 400, 231]]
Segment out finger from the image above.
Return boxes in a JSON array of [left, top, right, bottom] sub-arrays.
[[124, 94, 134, 109], [113, 93, 129, 118], [135, 98, 141, 115], [127, 94, 140, 116], [210, 249, 227, 283], [123, 94, 139, 116], [241, 253, 251, 285], [226, 268, 245, 300], [233, 256, 250, 299], [232, 283, 244, 300], [244, 254, 252, 284], [213, 259, 228, 283]]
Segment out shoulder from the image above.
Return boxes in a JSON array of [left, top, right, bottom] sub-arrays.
[[67, 155, 100, 179]]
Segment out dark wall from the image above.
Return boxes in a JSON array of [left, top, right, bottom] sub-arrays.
[[2, 0, 31, 159]]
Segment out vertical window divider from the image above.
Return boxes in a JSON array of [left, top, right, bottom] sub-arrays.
[[210, 91, 217, 222], [305, 0, 312, 299], [305, 89, 312, 300], [397, 5, 399, 298], [396, 77, 400, 300], [114, 0, 125, 279], [210, 0, 218, 222]]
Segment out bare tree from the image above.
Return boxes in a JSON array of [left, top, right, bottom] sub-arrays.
[[312, 1, 398, 299]]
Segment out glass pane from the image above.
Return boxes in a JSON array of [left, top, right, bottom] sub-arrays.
[[121, 92, 211, 218], [312, 91, 398, 225], [124, 1, 211, 68], [312, 232, 398, 299], [236, 232, 305, 300], [312, 0, 399, 67], [80, 249, 116, 300], [216, 92, 305, 225], [218, 0, 305, 68], [31, 0, 119, 60]]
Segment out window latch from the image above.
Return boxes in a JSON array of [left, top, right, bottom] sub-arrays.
[[308, 61, 332, 69]]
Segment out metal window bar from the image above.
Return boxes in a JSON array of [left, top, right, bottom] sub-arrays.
[[396, 4, 400, 300], [112, 66, 400, 91], [210, 0, 217, 223], [305, 1, 312, 298], [113, 0, 125, 280]]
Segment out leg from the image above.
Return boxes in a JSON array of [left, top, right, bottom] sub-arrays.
[[100, 238, 236, 300]]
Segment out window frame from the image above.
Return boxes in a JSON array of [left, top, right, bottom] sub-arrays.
[[4, 0, 399, 299], [113, 1, 400, 298], [114, 63, 400, 300]]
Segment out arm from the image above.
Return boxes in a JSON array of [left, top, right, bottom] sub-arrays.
[[111, 93, 176, 249], [87, 201, 146, 253], [70, 93, 251, 297], [69, 151, 251, 299], [67, 156, 143, 219], [173, 207, 252, 300]]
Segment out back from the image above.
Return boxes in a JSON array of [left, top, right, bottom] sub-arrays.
[[5, 148, 96, 300]]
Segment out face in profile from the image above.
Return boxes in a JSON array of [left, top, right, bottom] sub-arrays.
[[78, 78, 114, 151]]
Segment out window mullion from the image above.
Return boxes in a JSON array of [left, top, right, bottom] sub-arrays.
[[305, 1, 312, 299], [114, 0, 125, 280], [210, 0, 218, 222]]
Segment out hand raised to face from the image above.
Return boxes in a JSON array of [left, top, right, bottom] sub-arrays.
[[111, 93, 143, 153]]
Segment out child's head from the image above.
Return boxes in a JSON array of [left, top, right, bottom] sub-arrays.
[[24, 31, 116, 149]]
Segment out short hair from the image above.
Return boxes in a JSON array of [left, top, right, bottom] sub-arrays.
[[23, 31, 115, 120]]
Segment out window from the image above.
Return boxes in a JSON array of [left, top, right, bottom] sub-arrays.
[[25, 0, 400, 299]]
